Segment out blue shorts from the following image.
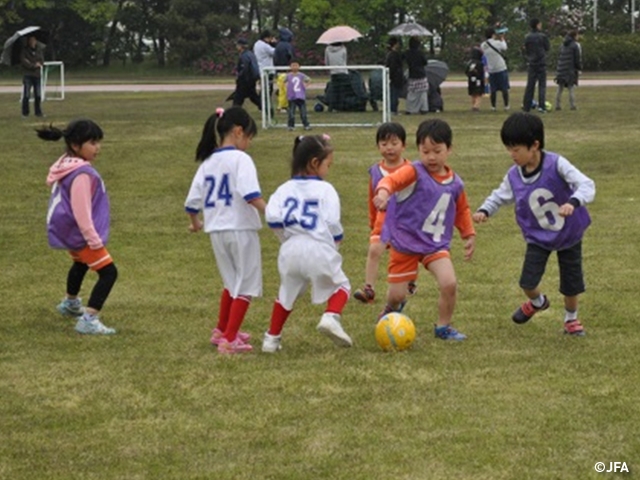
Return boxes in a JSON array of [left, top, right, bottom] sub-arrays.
[[489, 71, 510, 92]]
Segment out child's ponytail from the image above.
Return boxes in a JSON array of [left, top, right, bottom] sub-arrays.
[[36, 119, 103, 153], [195, 106, 257, 162]]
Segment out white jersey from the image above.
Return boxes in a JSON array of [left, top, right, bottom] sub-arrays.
[[185, 146, 262, 232], [266, 176, 349, 310], [266, 176, 343, 247]]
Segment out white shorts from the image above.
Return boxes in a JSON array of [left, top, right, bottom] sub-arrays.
[[209, 230, 262, 298], [277, 237, 350, 311]]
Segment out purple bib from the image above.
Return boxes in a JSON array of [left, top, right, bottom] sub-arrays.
[[47, 165, 110, 250], [382, 162, 464, 255], [508, 151, 590, 250]]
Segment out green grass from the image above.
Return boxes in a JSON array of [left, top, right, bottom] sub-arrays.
[[1, 81, 639, 480]]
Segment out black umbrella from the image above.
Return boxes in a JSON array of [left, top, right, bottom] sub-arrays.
[[1, 26, 48, 66], [425, 59, 449, 86]]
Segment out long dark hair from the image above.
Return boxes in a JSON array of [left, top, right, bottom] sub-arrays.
[[291, 135, 333, 176], [195, 106, 257, 161], [36, 118, 103, 153]]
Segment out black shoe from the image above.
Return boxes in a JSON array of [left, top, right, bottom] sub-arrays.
[[512, 295, 550, 324]]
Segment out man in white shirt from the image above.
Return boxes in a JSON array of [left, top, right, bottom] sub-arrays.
[[254, 30, 276, 114], [481, 26, 510, 111]]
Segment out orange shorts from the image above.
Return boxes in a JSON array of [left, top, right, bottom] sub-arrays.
[[387, 247, 450, 283], [69, 245, 113, 271]]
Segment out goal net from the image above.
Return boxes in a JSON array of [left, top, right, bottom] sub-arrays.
[[260, 65, 390, 129], [41, 61, 65, 101]]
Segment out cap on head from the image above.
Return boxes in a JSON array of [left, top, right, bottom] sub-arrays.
[[237, 38, 248, 46]]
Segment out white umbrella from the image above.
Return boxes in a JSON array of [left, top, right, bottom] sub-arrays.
[[1, 26, 48, 66], [316, 26, 362, 45], [388, 22, 432, 37]]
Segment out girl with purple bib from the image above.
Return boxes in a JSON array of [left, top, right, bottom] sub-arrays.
[[41, 119, 118, 335], [473, 112, 595, 336]]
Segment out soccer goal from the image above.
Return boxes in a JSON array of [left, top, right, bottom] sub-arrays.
[[41, 61, 65, 101], [260, 64, 390, 129]]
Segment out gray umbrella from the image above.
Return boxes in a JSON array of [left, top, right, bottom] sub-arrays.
[[388, 22, 433, 37], [425, 59, 449, 86], [1, 26, 48, 66]]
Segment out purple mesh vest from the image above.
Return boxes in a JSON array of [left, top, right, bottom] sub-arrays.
[[369, 163, 385, 191], [381, 162, 465, 255], [47, 165, 110, 250], [508, 151, 590, 250], [286, 73, 307, 101]]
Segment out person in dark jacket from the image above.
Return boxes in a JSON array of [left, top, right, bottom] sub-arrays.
[[554, 30, 582, 111], [233, 38, 261, 110], [385, 37, 404, 115], [521, 18, 550, 112], [274, 28, 295, 112], [20, 35, 44, 117]]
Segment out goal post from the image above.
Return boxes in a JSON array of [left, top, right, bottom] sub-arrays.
[[260, 65, 390, 129], [41, 61, 65, 101]]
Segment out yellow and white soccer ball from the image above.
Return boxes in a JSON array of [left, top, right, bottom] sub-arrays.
[[375, 312, 416, 351]]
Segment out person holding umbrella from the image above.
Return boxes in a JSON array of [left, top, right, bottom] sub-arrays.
[[404, 36, 429, 115], [21, 34, 44, 117]]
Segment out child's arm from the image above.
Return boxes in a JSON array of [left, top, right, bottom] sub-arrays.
[[367, 178, 377, 229], [69, 174, 103, 249], [187, 212, 203, 233], [472, 173, 513, 222], [249, 197, 266, 214], [373, 164, 416, 211], [557, 156, 595, 217], [454, 191, 476, 261]]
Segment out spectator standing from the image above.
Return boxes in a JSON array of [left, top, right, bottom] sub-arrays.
[[385, 37, 404, 115], [274, 28, 295, 112], [233, 38, 261, 110], [404, 37, 429, 114], [324, 42, 349, 111], [481, 26, 510, 111], [254, 30, 276, 115], [20, 35, 44, 117], [554, 30, 582, 111], [465, 45, 485, 111], [522, 18, 550, 112]]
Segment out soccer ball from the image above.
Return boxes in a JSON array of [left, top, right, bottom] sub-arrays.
[[545, 101, 553, 111], [375, 312, 416, 351]]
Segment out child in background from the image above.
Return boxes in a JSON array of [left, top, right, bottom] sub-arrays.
[[42, 119, 118, 335], [185, 107, 265, 354], [354, 122, 414, 304], [286, 61, 312, 131], [465, 45, 485, 111], [472, 112, 595, 335], [373, 119, 476, 341], [262, 135, 353, 352]]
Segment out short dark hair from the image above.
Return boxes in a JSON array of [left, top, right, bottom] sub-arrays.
[[416, 119, 452, 148], [500, 112, 545, 149], [530, 18, 540, 30], [388, 37, 400, 48], [260, 30, 272, 39], [485, 27, 495, 39], [376, 122, 406, 144]]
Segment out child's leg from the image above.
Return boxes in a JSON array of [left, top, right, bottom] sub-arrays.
[[85, 263, 118, 316], [223, 295, 251, 342], [512, 244, 551, 323], [287, 102, 295, 128], [299, 100, 310, 128], [215, 288, 233, 333], [426, 257, 457, 327], [268, 299, 292, 336], [557, 242, 586, 334], [502, 89, 509, 108], [364, 242, 386, 288], [66, 261, 89, 298]]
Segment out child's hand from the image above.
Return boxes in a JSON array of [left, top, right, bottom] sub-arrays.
[[373, 189, 390, 211], [463, 235, 476, 261], [472, 212, 488, 223], [558, 203, 574, 217], [188, 219, 203, 232]]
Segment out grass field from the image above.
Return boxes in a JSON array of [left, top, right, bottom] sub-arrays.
[[1, 80, 639, 479]]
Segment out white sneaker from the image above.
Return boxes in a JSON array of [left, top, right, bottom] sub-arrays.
[[262, 332, 282, 353], [316, 313, 352, 347], [75, 317, 116, 335]]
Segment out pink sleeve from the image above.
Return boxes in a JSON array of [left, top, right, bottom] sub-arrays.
[[70, 174, 103, 249]]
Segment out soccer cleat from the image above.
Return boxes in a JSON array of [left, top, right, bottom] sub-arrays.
[[377, 301, 406, 321], [57, 298, 84, 317], [75, 317, 116, 335], [564, 319, 586, 336], [434, 324, 467, 341], [210, 328, 251, 346], [261, 332, 282, 353], [512, 295, 550, 324], [353, 284, 375, 304], [407, 281, 418, 297], [317, 313, 353, 347], [217, 337, 253, 354]]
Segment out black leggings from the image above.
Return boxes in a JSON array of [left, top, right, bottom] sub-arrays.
[[66, 261, 118, 311]]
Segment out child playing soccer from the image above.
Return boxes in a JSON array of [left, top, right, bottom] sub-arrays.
[[353, 122, 413, 304], [286, 61, 312, 131], [262, 135, 353, 352], [373, 119, 476, 341], [472, 112, 595, 335], [185, 107, 265, 354], [42, 119, 118, 335]]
